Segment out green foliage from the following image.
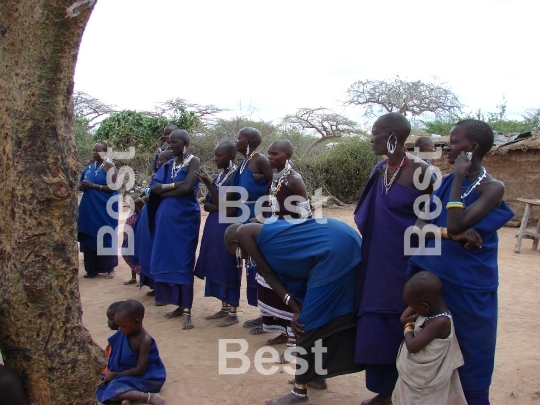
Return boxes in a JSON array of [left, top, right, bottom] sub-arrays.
[[295, 137, 379, 203], [94, 108, 199, 150], [423, 114, 536, 136]]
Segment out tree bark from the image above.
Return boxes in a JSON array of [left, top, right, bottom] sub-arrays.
[[0, 1, 104, 404]]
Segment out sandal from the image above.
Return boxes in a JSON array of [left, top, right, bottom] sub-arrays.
[[105, 271, 115, 279], [242, 318, 262, 328], [249, 324, 267, 335], [146, 290, 155, 296], [123, 279, 137, 285]]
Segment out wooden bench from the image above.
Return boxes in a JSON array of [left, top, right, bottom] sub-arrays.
[[514, 198, 540, 253]]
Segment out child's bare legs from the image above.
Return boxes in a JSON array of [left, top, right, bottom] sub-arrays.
[[110, 390, 165, 405], [124, 271, 137, 285]]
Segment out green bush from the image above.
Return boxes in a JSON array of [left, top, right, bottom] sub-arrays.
[[295, 137, 379, 203]]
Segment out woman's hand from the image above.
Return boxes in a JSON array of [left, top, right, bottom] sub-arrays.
[[453, 151, 472, 178], [80, 180, 94, 189], [449, 228, 483, 249], [288, 298, 304, 337], [195, 171, 211, 186]]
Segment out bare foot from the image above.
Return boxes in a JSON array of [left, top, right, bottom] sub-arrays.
[[361, 394, 392, 405], [266, 393, 308, 404], [105, 271, 115, 279], [217, 315, 239, 327], [165, 307, 183, 319], [267, 334, 288, 345], [287, 378, 327, 389], [206, 309, 229, 319], [182, 313, 194, 330], [121, 400, 131, 405], [149, 393, 166, 405], [278, 352, 290, 364], [123, 279, 137, 285]]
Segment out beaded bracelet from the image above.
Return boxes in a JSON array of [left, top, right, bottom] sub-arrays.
[[404, 327, 414, 335], [446, 201, 464, 209]]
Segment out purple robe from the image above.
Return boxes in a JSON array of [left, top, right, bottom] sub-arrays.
[[353, 160, 423, 364]]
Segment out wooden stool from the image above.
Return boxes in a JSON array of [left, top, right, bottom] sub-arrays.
[[514, 198, 540, 253]]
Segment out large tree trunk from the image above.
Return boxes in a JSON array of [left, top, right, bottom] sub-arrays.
[[0, 1, 104, 404]]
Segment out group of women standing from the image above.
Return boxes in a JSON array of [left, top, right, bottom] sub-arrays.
[[77, 113, 512, 405]]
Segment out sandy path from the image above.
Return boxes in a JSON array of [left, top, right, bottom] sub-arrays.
[[80, 207, 540, 405]]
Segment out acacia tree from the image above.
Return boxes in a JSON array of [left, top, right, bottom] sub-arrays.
[[282, 107, 361, 151], [74, 90, 117, 129], [0, 1, 104, 404], [345, 76, 463, 118]]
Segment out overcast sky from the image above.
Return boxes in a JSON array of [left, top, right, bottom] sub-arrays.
[[74, 0, 539, 126]]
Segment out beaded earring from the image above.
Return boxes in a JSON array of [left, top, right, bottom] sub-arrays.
[[236, 247, 243, 268], [183, 146, 187, 154], [227, 160, 233, 170], [387, 134, 397, 154]]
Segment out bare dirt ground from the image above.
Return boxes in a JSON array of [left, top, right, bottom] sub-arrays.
[[80, 207, 540, 405]]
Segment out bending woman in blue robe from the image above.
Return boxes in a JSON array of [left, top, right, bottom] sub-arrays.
[[78, 142, 119, 279], [225, 218, 364, 405], [408, 120, 514, 405], [148, 130, 200, 330]]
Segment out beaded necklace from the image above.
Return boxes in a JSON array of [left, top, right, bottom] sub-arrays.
[[215, 165, 237, 189], [171, 154, 194, 180], [461, 167, 487, 199], [239, 151, 257, 174], [269, 162, 292, 217], [93, 160, 106, 176], [382, 154, 408, 194]]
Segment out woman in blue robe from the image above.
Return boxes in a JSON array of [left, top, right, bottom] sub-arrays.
[[225, 218, 364, 404], [230, 127, 272, 314], [353, 113, 434, 405], [147, 130, 200, 330], [78, 142, 119, 279], [194, 142, 241, 327], [408, 120, 514, 405]]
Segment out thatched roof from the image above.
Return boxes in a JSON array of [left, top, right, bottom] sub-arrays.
[[489, 133, 540, 155], [405, 132, 540, 155]]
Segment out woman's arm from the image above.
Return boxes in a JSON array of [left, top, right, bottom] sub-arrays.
[[161, 157, 201, 197]]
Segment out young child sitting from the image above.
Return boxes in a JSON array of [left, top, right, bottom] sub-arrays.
[[392, 271, 467, 405], [97, 300, 166, 405], [102, 301, 124, 377]]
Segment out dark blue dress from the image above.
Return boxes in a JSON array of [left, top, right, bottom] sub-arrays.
[[149, 159, 200, 306], [230, 164, 268, 306], [77, 162, 119, 276], [96, 331, 166, 402], [408, 173, 514, 392], [194, 175, 241, 306]]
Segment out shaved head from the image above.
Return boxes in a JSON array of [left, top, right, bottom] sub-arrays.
[[164, 124, 178, 135], [224, 223, 242, 249], [116, 299, 145, 321], [239, 127, 262, 148], [403, 271, 442, 302], [414, 136, 435, 151], [216, 141, 236, 157], [270, 139, 294, 155], [376, 112, 411, 142], [170, 129, 190, 143]]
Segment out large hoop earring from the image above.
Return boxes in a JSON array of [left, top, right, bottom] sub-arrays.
[[236, 247, 243, 268], [183, 145, 187, 154], [228, 159, 233, 170], [246, 145, 250, 156], [387, 134, 397, 154]]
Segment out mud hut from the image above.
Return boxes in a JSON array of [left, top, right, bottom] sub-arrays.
[[405, 134, 540, 224]]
